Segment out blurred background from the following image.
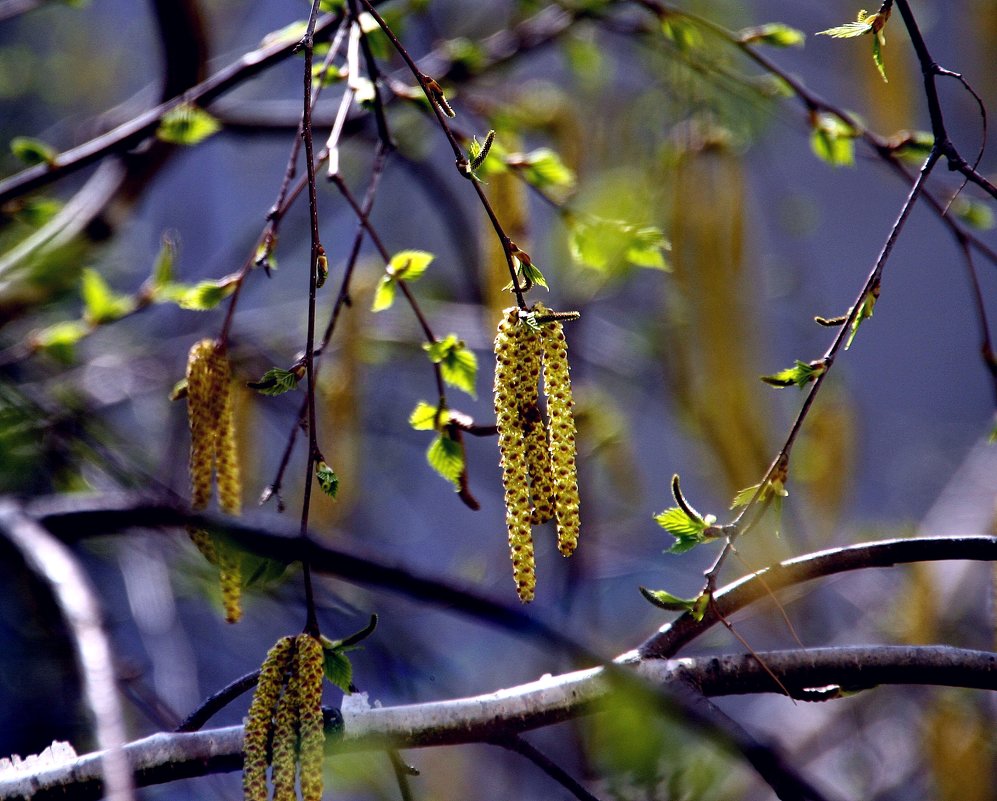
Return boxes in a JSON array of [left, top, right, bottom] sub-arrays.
[[1, 0, 996, 799]]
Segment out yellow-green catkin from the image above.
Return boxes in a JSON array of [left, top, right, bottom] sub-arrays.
[[540, 315, 581, 556], [243, 636, 295, 801], [270, 662, 300, 801], [494, 308, 538, 602], [295, 634, 326, 801], [185, 338, 244, 622]]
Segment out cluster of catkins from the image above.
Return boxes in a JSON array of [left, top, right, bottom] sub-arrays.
[[493, 304, 580, 602], [185, 338, 243, 623], [243, 634, 326, 801]]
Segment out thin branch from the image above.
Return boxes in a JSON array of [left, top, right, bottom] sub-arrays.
[[491, 735, 605, 801], [174, 670, 260, 733], [0, 502, 134, 801], [3, 645, 993, 801], [0, 10, 346, 207]]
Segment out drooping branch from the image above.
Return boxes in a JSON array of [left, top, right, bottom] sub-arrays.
[[0, 502, 134, 801], [1, 645, 992, 801]]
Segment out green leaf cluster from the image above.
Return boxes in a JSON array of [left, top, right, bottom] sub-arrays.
[[569, 216, 670, 275], [408, 402, 465, 487], [761, 358, 827, 389], [157, 104, 221, 146], [30, 320, 91, 362], [155, 277, 238, 310], [425, 334, 477, 397], [810, 114, 857, 167], [950, 197, 995, 231], [371, 250, 434, 312], [503, 253, 549, 293], [817, 9, 890, 82], [660, 16, 702, 51]]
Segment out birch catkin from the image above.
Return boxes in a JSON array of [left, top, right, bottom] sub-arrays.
[[539, 316, 581, 556], [494, 308, 538, 602], [185, 338, 243, 622], [493, 305, 582, 601], [242, 634, 327, 801]]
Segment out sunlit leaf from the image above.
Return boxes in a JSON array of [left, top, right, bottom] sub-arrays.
[[10, 197, 62, 226], [639, 586, 700, 613], [409, 401, 446, 431], [846, 290, 877, 349], [426, 433, 463, 486], [810, 113, 857, 167], [730, 477, 789, 509], [30, 320, 90, 362], [157, 104, 221, 146], [161, 277, 237, 310], [425, 334, 477, 397], [81, 268, 135, 324], [388, 250, 434, 281], [371, 275, 397, 312], [569, 216, 671, 275], [739, 23, 805, 48], [760, 359, 827, 389], [951, 197, 995, 231], [509, 148, 576, 196]]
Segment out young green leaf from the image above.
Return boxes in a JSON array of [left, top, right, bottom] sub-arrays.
[[660, 16, 702, 51], [424, 334, 477, 397], [817, 8, 890, 83], [888, 130, 934, 163], [508, 148, 576, 197], [467, 130, 496, 174], [322, 648, 353, 692], [846, 289, 878, 349], [247, 367, 300, 396], [639, 588, 710, 619], [371, 274, 398, 312], [409, 401, 447, 431], [388, 250, 434, 281], [950, 197, 995, 231], [315, 461, 339, 499], [638, 586, 701, 613], [654, 507, 718, 553], [81, 268, 135, 324], [738, 23, 805, 48], [29, 320, 91, 362], [731, 477, 789, 509], [810, 113, 857, 167], [10, 136, 57, 166], [151, 234, 176, 288], [157, 103, 221, 146], [426, 433, 463, 487], [761, 359, 827, 389], [569, 216, 670, 274], [164, 277, 237, 310]]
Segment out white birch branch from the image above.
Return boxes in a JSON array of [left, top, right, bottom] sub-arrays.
[[1, 645, 993, 801]]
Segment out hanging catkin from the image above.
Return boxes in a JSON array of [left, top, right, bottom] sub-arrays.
[[493, 308, 538, 602], [185, 338, 243, 622]]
